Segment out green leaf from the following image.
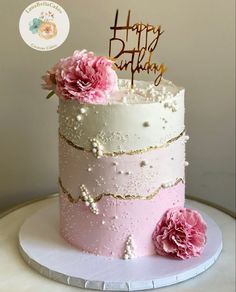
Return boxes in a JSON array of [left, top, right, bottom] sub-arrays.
[[46, 91, 55, 99]]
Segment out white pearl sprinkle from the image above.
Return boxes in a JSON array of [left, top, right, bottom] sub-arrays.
[[124, 254, 129, 260], [76, 114, 82, 121], [80, 108, 86, 114], [91, 202, 96, 208], [87, 167, 92, 172], [184, 161, 189, 166]]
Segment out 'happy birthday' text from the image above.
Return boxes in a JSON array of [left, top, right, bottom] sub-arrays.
[[109, 10, 167, 88]]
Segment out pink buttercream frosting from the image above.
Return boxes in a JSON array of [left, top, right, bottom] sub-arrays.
[[59, 130, 185, 258], [42, 50, 118, 104], [60, 183, 185, 258], [59, 134, 185, 197], [152, 207, 207, 259]]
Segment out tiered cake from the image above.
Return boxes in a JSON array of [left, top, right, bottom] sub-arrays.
[[58, 78, 187, 259]]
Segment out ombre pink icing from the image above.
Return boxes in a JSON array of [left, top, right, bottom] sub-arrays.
[[42, 50, 118, 104], [59, 131, 185, 258], [152, 207, 207, 259], [60, 183, 185, 258], [59, 135, 185, 197]]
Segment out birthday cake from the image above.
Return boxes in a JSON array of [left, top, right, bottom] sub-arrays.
[[57, 77, 186, 259], [42, 11, 207, 261]]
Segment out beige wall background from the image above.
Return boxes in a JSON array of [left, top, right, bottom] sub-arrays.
[[0, 0, 235, 213]]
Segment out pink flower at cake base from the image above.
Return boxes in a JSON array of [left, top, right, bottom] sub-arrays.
[[42, 50, 118, 104], [152, 207, 207, 259]]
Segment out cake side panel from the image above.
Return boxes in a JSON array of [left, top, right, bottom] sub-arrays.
[[60, 182, 185, 258], [58, 85, 186, 258], [59, 89, 185, 153], [59, 134, 185, 197], [59, 134, 186, 258]]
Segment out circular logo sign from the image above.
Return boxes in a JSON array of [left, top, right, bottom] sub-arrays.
[[19, 1, 70, 51]]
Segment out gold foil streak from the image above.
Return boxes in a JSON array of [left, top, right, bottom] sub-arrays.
[[59, 129, 185, 156], [58, 177, 184, 203]]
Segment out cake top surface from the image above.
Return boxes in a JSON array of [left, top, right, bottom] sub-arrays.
[[110, 78, 184, 105]]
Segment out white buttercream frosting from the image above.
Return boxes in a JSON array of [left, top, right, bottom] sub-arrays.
[[59, 78, 185, 153]]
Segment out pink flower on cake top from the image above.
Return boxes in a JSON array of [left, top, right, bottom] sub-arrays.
[[152, 207, 207, 259], [42, 50, 118, 104]]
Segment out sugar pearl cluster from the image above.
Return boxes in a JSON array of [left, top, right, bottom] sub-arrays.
[[185, 135, 190, 142], [90, 138, 104, 158], [182, 134, 190, 145], [80, 185, 99, 215], [76, 107, 87, 122], [123, 235, 136, 260], [145, 85, 177, 110]]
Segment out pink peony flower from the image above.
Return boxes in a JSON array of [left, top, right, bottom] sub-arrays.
[[152, 207, 207, 259], [42, 50, 118, 104]]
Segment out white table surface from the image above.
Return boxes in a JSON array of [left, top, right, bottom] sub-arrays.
[[0, 196, 235, 292]]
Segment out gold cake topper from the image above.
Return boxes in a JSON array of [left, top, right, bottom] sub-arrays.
[[109, 10, 167, 88]]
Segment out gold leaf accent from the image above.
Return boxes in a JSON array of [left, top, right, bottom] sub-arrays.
[[59, 129, 185, 156], [58, 177, 184, 203]]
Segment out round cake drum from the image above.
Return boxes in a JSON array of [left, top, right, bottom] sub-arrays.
[[19, 201, 222, 291]]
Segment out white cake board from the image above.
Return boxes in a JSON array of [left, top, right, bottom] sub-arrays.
[[18, 201, 222, 291]]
